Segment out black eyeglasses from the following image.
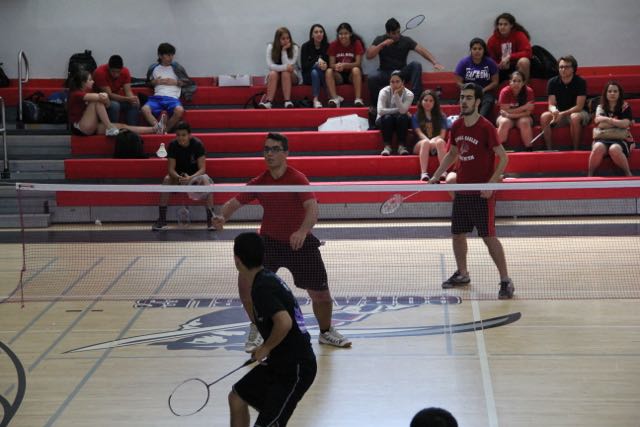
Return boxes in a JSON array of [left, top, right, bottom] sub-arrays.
[[263, 146, 285, 153]]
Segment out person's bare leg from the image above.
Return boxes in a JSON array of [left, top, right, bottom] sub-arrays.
[[517, 117, 533, 147], [141, 105, 158, 126], [483, 236, 509, 280], [452, 233, 468, 275], [167, 106, 184, 132], [229, 390, 250, 427], [569, 113, 583, 150], [265, 71, 279, 102], [540, 112, 554, 150], [609, 145, 633, 176], [351, 68, 363, 100], [588, 143, 606, 176]]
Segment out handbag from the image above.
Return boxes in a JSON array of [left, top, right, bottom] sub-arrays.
[[592, 126, 631, 140]]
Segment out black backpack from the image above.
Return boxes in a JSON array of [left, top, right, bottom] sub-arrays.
[[21, 91, 67, 124], [66, 50, 97, 86], [0, 62, 9, 87], [530, 45, 558, 79], [113, 129, 146, 158]]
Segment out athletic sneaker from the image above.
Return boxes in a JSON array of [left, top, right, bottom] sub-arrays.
[[154, 113, 167, 134], [313, 98, 323, 108], [284, 100, 294, 108], [354, 98, 365, 107], [319, 327, 352, 348], [105, 127, 120, 137], [420, 172, 430, 181], [442, 270, 470, 289], [381, 145, 392, 156], [498, 279, 515, 300], [258, 101, 272, 109], [244, 323, 264, 353], [206, 217, 216, 231], [328, 96, 343, 108], [398, 145, 410, 155], [151, 219, 168, 231]]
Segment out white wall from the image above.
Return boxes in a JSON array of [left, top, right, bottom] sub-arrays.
[[1, 0, 639, 78]]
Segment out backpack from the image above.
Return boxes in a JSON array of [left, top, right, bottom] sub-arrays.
[[0, 63, 9, 87], [66, 50, 97, 86], [585, 96, 601, 118], [21, 91, 67, 124], [530, 45, 558, 79], [243, 92, 266, 109], [113, 129, 146, 158]]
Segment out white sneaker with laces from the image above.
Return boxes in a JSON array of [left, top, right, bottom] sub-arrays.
[[106, 127, 120, 137], [258, 101, 272, 109], [420, 172, 430, 181], [313, 98, 323, 108], [354, 98, 365, 107], [245, 323, 264, 353], [284, 100, 294, 108], [319, 326, 352, 348]]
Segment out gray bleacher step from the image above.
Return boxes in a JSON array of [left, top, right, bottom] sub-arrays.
[[0, 213, 51, 228], [0, 135, 71, 160], [2, 160, 65, 181]]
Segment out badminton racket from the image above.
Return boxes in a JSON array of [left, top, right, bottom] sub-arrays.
[[401, 15, 426, 33], [380, 191, 420, 215], [529, 122, 553, 146], [168, 358, 254, 416]]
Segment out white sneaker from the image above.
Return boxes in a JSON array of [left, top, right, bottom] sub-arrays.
[[106, 127, 120, 137], [284, 100, 294, 108], [319, 326, 352, 348], [328, 96, 343, 108], [420, 172, 430, 181], [154, 113, 167, 134], [381, 145, 392, 156], [354, 98, 365, 107], [313, 98, 323, 108], [245, 323, 264, 353], [258, 101, 272, 109]]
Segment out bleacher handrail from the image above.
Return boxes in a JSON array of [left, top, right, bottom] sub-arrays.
[[0, 96, 8, 178], [17, 50, 29, 127]]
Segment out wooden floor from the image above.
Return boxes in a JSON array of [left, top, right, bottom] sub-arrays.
[[1, 228, 640, 427]]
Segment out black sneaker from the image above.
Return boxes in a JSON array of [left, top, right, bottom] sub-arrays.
[[442, 271, 470, 289], [498, 279, 514, 299], [151, 219, 168, 231], [206, 218, 215, 231]]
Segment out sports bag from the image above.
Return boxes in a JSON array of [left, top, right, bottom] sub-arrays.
[[113, 129, 146, 158], [21, 91, 67, 124], [0, 63, 9, 87], [530, 45, 558, 79]]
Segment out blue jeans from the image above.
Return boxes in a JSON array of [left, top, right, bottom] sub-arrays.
[[304, 64, 326, 98], [107, 100, 140, 125]]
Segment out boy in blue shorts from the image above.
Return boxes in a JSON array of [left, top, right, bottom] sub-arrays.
[[142, 43, 196, 133]]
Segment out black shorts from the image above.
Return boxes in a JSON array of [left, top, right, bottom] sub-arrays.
[[233, 358, 317, 427], [263, 234, 329, 291], [595, 140, 631, 158], [451, 193, 496, 237]]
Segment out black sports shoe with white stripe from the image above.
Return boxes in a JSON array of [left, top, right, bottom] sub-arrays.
[[498, 279, 514, 299], [442, 271, 470, 289]]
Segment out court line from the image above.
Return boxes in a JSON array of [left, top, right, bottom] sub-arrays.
[[43, 256, 186, 427], [439, 253, 453, 355], [1, 257, 58, 303], [472, 299, 499, 427]]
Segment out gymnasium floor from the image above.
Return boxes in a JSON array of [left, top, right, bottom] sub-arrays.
[[1, 220, 639, 426]]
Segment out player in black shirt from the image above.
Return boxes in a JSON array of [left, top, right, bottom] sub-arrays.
[[229, 232, 317, 427]]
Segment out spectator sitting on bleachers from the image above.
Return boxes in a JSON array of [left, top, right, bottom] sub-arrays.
[[496, 70, 535, 149], [366, 17, 444, 112], [300, 24, 330, 109], [487, 12, 532, 82], [93, 55, 140, 126], [539, 55, 590, 150], [325, 22, 366, 108], [67, 70, 164, 137], [260, 27, 300, 109], [412, 89, 450, 181], [142, 42, 194, 134], [454, 38, 499, 119], [377, 70, 414, 156], [588, 81, 635, 176], [152, 121, 214, 231]]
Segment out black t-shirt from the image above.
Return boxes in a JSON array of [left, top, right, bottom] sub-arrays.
[[300, 41, 329, 77], [252, 269, 315, 366], [167, 137, 205, 175], [547, 75, 587, 112], [372, 35, 418, 71]]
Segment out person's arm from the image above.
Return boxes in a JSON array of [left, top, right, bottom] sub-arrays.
[[122, 83, 139, 106], [414, 44, 444, 70], [266, 44, 287, 72], [212, 197, 242, 230], [252, 310, 292, 362], [509, 32, 532, 61], [167, 158, 181, 181], [479, 144, 508, 199], [179, 155, 207, 183], [83, 92, 109, 105], [483, 72, 499, 93], [377, 87, 397, 116], [429, 145, 458, 183], [412, 115, 428, 140], [366, 37, 393, 60], [396, 89, 413, 114], [342, 53, 362, 70], [289, 198, 318, 250]]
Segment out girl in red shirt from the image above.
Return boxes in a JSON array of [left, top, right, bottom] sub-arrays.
[[496, 71, 535, 149], [487, 13, 532, 82], [325, 22, 365, 107]]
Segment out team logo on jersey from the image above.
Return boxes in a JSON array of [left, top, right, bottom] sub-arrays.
[[65, 296, 521, 353]]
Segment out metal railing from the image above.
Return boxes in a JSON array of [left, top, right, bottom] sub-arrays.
[[1, 96, 9, 179], [16, 51, 29, 129]]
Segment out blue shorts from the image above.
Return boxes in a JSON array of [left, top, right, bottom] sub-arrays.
[[144, 95, 182, 116]]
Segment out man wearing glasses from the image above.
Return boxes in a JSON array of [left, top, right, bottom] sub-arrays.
[[539, 55, 590, 150], [213, 132, 352, 351]]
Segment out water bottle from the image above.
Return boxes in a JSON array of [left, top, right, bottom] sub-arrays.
[[177, 206, 190, 227], [156, 143, 167, 158]]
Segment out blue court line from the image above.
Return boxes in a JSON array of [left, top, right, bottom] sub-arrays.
[[439, 253, 454, 356], [43, 257, 186, 427]]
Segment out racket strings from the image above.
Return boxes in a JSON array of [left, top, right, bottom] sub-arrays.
[[168, 378, 210, 416]]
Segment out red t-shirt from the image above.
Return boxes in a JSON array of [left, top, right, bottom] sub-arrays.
[[93, 64, 131, 95], [448, 116, 500, 184], [67, 90, 87, 124], [498, 85, 534, 108], [328, 39, 364, 64], [487, 30, 532, 64], [235, 166, 315, 243]]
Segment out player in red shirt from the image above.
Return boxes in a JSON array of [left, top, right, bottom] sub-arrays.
[[93, 55, 140, 125], [213, 133, 352, 350], [429, 83, 514, 299]]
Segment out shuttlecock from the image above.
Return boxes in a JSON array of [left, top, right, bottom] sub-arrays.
[[95, 219, 102, 226], [156, 143, 167, 158]]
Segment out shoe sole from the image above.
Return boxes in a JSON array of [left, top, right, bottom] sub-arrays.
[[319, 339, 352, 348], [151, 227, 169, 231], [441, 280, 470, 289]]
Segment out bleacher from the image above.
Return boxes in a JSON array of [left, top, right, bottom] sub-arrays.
[[1, 66, 640, 225]]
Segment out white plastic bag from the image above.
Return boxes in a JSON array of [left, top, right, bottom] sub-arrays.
[[318, 114, 369, 132]]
